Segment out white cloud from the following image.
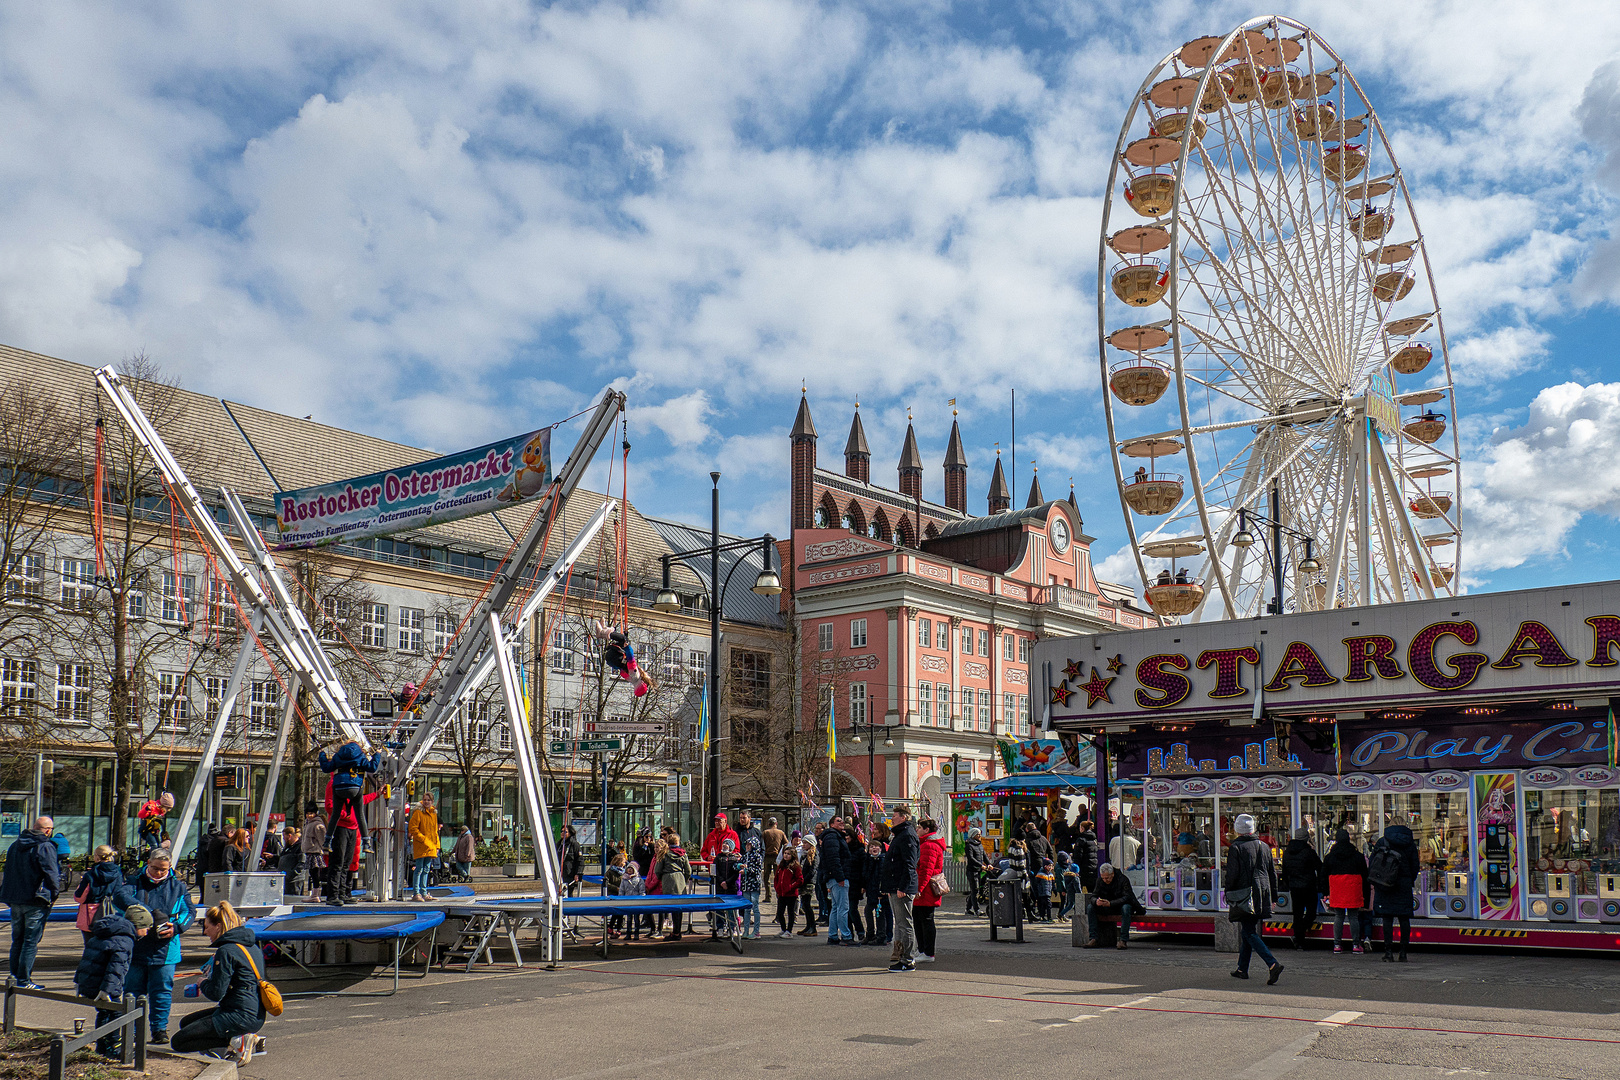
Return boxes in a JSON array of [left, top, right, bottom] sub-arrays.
[[1464, 381, 1620, 572]]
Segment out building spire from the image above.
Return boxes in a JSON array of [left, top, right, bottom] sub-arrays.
[[843, 400, 870, 483], [943, 404, 968, 513], [1026, 461, 1044, 507], [1068, 476, 1078, 510], [791, 387, 817, 440], [987, 447, 1010, 514], [898, 407, 923, 498]]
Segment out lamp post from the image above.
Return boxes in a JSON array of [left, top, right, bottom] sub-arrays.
[[653, 473, 781, 830], [848, 720, 893, 821], [1231, 478, 1321, 615]]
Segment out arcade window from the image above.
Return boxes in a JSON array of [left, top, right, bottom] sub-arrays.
[[814, 507, 829, 528], [818, 623, 834, 652], [850, 619, 867, 648]]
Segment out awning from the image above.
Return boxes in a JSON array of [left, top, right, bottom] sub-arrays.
[[953, 773, 1143, 797]]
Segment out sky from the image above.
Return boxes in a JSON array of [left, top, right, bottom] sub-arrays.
[[1, 1, 1617, 601]]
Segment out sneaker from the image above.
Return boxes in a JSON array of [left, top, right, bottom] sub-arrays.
[[18, 982, 45, 991], [1230, 970, 1248, 979], [1267, 963, 1284, 985], [1333, 945, 1343, 954], [230, 1034, 254, 1064], [887, 961, 914, 972], [151, 1031, 169, 1046], [1352, 944, 1365, 954], [778, 930, 792, 938], [252, 1036, 268, 1057], [916, 954, 936, 963]]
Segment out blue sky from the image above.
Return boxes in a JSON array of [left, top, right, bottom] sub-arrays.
[[1, 2, 1617, 599]]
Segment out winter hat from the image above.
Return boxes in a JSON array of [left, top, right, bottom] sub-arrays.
[[125, 904, 154, 929], [1294, 828, 1312, 841], [721, 839, 736, 854], [1234, 814, 1256, 836], [968, 827, 981, 839], [790, 829, 801, 839]]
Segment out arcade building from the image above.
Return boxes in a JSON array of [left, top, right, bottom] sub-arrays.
[[784, 394, 1157, 821], [1036, 579, 1620, 949]]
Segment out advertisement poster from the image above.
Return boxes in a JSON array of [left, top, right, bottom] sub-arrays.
[[274, 427, 551, 548], [950, 795, 990, 858], [1475, 773, 1519, 920]]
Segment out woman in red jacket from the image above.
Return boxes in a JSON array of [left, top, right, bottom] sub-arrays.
[[913, 817, 947, 962], [774, 849, 804, 938], [1323, 828, 1370, 954]]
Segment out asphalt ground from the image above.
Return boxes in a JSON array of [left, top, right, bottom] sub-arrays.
[[12, 909, 1620, 1079]]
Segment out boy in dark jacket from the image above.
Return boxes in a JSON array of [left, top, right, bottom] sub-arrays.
[[1370, 824, 1421, 962], [1032, 857, 1056, 922], [76, 904, 152, 1056], [1280, 830, 1325, 949], [711, 840, 742, 939]]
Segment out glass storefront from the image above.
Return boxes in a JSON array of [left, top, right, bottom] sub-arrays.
[[1384, 792, 1470, 874], [1524, 786, 1620, 898], [1299, 793, 1379, 855]]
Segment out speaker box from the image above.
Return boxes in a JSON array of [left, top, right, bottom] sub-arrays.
[[1598, 897, 1620, 924], [1528, 897, 1551, 919], [1548, 895, 1575, 922], [1195, 888, 1216, 911], [1180, 887, 1198, 911], [1448, 894, 1471, 917], [1144, 887, 1163, 908], [1426, 893, 1450, 918], [1577, 898, 1601, 923], [1273, 891, 1291, 913], [1158, 886, 1181, 910]]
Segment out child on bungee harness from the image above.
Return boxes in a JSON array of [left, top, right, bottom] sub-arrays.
[[317, 740, 381, 834], [590, 620, 657, 697]]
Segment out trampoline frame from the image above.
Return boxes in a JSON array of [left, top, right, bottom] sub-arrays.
[[462, 896, 749, 961], [251, 911, 442, 998]]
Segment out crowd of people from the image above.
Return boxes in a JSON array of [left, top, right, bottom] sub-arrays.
[[3, 816, 269, 1064]]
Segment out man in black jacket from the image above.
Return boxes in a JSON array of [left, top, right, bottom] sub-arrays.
[[963, 828, 989, 916], [878, 808, 920, 971], [1280, 829, 1324, 949], [1024, 822, 1054, 870], [820, 818, 853, 944], [1085, 863, 1139, 948], [1073, 821, 1100, 891]]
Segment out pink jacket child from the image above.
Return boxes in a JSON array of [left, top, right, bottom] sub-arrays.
[[591, 620, 656, 697]]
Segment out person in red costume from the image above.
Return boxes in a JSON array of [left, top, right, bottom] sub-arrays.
[[700, 813, 739, 864], [322, 776, 382, 906]]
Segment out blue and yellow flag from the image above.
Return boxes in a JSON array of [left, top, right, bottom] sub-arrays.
[[828, 690, 837, 763], [699, 683, 710, 755]]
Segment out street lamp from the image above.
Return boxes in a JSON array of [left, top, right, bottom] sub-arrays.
[[846, 719, 894, 820], [1232, 478, 1322, 614], [657, 472, 781, 826]]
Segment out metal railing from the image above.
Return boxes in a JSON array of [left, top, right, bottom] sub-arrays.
[[2, 979, 147, 1078]]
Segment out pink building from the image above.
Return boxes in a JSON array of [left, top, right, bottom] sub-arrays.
[[787, 395, 1156, 817]]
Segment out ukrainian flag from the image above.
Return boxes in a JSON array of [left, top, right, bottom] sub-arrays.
[[699, 684, 709, 754], [828, 690, 836, 763]]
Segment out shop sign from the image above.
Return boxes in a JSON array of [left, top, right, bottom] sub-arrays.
[[1144, 779, 1178, 797], [1570, 765, 1617, 786], [1424, 770, 1467, 791], [1381, 771, 1422, 791], [1039, 580, 1620, 723], [1253, 775, 1292, 794], [1339, 773, 1377, 792], [1215, 776, 1251, 794], [1522, 766, 1569, 787], [1297, 774, 1336, 793], [1178, 777, 1213, 795]]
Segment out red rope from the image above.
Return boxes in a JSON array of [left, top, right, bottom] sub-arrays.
[[92, 420, 106, 579]]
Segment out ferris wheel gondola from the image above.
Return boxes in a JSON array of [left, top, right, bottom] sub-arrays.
[[1097, 17, 1462, 621]]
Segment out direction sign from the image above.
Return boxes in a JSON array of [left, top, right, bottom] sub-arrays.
[[584, 721, 666, 735], [548, 738, 625, 754]]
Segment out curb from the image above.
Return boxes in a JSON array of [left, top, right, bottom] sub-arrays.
[[152, 1049, 237, 1080]]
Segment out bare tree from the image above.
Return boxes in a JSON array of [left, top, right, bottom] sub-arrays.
[[434, 681, 515, 833]]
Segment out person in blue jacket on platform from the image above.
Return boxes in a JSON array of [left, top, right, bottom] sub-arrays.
[[318, 740, 381, 835], [114, 849, 194, 1045]]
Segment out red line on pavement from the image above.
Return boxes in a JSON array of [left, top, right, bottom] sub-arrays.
[[573, 966, 1620, 1046]]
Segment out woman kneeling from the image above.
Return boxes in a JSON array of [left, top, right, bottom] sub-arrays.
[[173, 901, 267, 1062]]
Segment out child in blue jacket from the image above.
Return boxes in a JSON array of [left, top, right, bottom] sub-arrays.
[[77, 904, 152, 1056], [318, 740, 381, 832]]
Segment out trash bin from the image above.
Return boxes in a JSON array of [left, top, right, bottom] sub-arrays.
[[990, 870, 1025, 943]]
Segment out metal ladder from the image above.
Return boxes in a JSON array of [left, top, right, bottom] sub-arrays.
[[439, 912, 525, 972]]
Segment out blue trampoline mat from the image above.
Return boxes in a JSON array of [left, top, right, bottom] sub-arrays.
[[3, 902, 203, 923], [475, 894, 750, 917], [247, 908, 446, 941]]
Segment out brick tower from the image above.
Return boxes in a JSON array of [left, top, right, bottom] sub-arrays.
[[898, 415, 923, 500], [987, 450, 1010, 515], [844, 404, 870, 483], [943, 411, 968, 513], [791, 390, 818, 530]]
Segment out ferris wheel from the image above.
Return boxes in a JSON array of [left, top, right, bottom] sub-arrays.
[[1097, 16, 1462, 622]]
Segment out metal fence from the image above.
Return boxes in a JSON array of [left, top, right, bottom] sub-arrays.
[[2, 979, 148, 1079]]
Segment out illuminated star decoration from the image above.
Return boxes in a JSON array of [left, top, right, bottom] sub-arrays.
[[1050, 682, 1074, 707], [1063, 658, 1083, 681], [1106, 654, 1125, 674], [1081, 669, 1115, 708]]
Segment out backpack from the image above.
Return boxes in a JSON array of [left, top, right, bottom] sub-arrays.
[[235, 944, 284, 1018], [1367, 841, 1403, 889]]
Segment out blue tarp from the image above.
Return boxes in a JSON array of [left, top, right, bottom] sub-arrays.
[[246, 908, 446, 941]]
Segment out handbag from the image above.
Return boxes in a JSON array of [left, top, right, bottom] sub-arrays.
[[235, 944, 283, 1017], [1226, 886, 1253, 922], [928, 872, 951, 897], [75, 899, 99, 932]]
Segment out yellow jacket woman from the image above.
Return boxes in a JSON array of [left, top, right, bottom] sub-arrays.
[[407, 797, 440, 901]]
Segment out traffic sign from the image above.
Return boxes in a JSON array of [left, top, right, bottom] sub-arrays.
[[548, 738, 624, 754], [584, 720, 666, 735]]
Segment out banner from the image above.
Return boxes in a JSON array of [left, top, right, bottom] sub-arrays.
[[274, 428, 551, 548]]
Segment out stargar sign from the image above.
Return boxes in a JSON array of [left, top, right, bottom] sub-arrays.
[[1035, 580, 1620, 724]]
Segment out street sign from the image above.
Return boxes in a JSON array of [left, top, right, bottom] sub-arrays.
[[548, 738, 624, 754], [584, 720, 666, 735], [212, 766, 246, 790]]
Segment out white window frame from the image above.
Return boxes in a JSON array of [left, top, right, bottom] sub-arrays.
[[1018, 636, 1031, 664], [126, 587, 146, 620], [916, 618, 931, 647], [550, 628, 575, 673], [1018, 693, 1031, 735], [158, 671, 190, 729], [960, 688, 974, 729], [5, 555, 43, 603], [248, 680, 280, 736], [208, 577, 233, 630], [937, 683, 951, 726], [432, 612, 454, 656], [978, 629, 990, 656], [818, 623, 834, 652], [662, 645, 685, 685], [1003, 633, 1015, 661], [917, 681, 931, 724], [360, 603, 388, 649], [850, 619, 867, 649], [160, 571, 196, 623], [550, 707, 576, 738], [56, 662, 92, 723], [398, 606, 425, 652], [2, 657, 38, 714], [849, 682, 867, 726], [688, 650, 708, 686], [960, 625, 972, 653], [203, 675, 228, 725], [1002, 692, 1015, 732], [936, 622, 949, 650], [60, 558, 96, 611], [979, 688, 993, 732]]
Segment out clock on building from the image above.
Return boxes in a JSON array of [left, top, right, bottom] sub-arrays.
[[1050, 516, 1070, 554]]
